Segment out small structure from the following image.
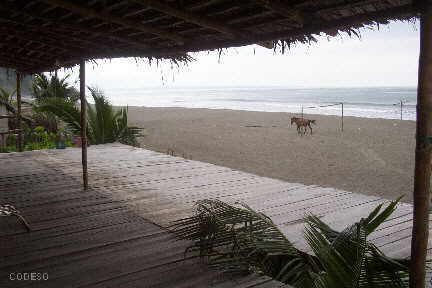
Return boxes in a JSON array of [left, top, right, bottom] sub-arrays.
[[0, 1, 431, 287]]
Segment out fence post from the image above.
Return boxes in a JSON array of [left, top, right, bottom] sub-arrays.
[[341, 102, 344, 132], [400, 100, 403, 120]]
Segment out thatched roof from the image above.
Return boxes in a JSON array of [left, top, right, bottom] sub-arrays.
[[1, 0, 420, 73]]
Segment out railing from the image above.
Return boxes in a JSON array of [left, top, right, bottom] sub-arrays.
[[0, 129, 22, 153]]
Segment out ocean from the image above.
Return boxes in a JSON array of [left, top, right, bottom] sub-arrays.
[[107, 87, 417, 121]]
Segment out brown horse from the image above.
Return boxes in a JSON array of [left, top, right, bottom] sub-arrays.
[[290, 117, 316, 135]]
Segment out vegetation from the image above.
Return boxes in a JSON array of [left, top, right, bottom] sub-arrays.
[[36, 86, 142, 146], [30, 74, 80, 133], [0, 87, 16, 106], [172, 198, 415, 288], [4, 126, 72, 152], [1, 73, 142, 152], [32, 74, 79, 103]]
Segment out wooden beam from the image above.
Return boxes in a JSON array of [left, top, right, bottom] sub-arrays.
[[39, 0, 185, 44], [136, 0, 273, 48], [1, 4, 415, 74], [80, 60, 88, 190], [138, 0, 240, 37], [0, 53, 47, 67], [16, 71, 23, 152], [0, 3, 151, 50], [44, 3, 415, 70], [0, 40, 65, 61], [0, 25, 84, 52], [255, 0, 303, 27], [0, 16, 111, 50], [410, 3, 432, 287]]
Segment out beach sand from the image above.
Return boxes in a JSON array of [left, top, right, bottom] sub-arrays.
[[127, 107, 416, 203]]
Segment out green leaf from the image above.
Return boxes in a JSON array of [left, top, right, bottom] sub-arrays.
[[171, 199, 414, 288]]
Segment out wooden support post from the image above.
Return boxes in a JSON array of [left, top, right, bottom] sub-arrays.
[[301, 105, 304, 119], [16, 71, 23, 152], [80, 60, 88, 190], [410, 3, 432, 288]]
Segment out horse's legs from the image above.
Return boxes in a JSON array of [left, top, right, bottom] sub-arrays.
[[310, 124, 313, 135], [303, 125, 307, 135], [299, 126, 304, 136]]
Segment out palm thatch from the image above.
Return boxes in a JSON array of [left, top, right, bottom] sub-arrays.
[[0, 0, 420, 73]]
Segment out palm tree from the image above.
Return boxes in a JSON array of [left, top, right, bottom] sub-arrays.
[[36, 87, 142, 146], [171, 198, 415, 287], [31, 74, 80, 133], [32, 74, 79, 103]]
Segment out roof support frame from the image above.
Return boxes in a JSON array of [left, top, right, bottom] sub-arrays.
[[136, 0, 242, 37], [135, 0, 275, 48], [0, 4, 152, 50], [38, 0, 185, 44], [255, 0, 304, 27]]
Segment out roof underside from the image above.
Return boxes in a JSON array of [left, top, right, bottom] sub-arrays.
[[1, 0, 420, 73]]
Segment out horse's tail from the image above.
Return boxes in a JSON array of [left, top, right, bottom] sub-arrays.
[[311, 120, 317, 125]]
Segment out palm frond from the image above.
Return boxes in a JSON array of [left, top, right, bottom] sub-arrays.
[[34, 86, 142, 146], [171, 198, 414, 288], [32, 73, 79, 103], [35, 98, 81, 135], [0, 87, 16, 104]]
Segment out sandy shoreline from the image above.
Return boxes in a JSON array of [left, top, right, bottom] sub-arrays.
[[127, 107, 416, 203]]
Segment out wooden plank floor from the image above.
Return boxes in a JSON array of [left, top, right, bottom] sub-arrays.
[[1, 143, 430, 287], [0, 146, 286, 288]]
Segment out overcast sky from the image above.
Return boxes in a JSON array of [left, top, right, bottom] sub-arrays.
[[60, 20, 420, 90]]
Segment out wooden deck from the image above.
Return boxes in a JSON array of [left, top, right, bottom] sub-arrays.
[[0, 143, 430, 287], [0, 145, 286, 288]]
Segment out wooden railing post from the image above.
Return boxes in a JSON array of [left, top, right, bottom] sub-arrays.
[[410, 2, 432, 287], [80, 60, 88, 190], [16, 71, 23, 152]]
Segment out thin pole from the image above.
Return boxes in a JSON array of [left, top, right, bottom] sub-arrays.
[[400, 100, 403, 121], [301, 105, 304, 119], [341, 102, 344, 132], [410, 3, 432, 287], [16, 71, 22, 152], [80, 60, 88, 190]]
